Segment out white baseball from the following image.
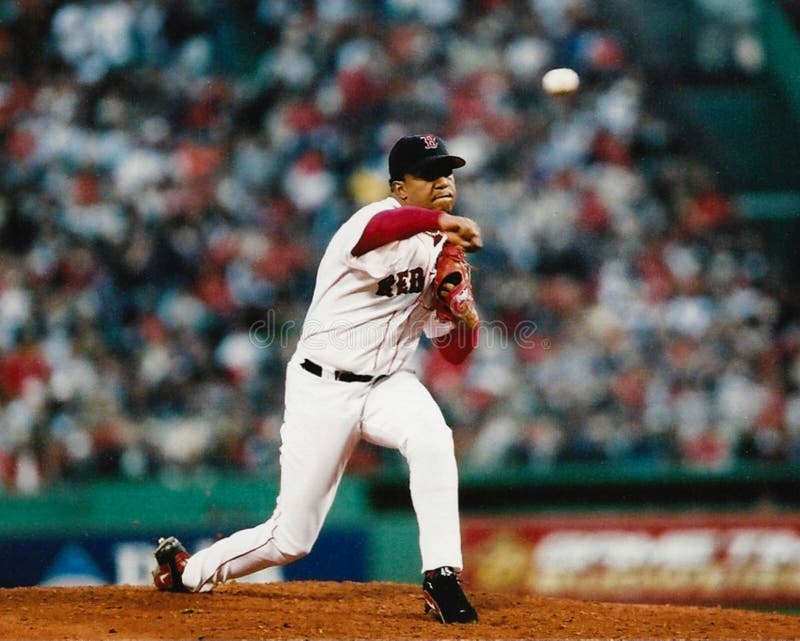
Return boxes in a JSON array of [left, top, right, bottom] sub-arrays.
[[541, 67, 580, 95]]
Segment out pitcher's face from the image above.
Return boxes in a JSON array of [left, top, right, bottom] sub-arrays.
[[392, 164, 458, 213]]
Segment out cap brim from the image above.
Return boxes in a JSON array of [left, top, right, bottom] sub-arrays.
[[407, 155, 466, 176]]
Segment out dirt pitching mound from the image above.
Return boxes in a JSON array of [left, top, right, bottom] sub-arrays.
[[0, 582, 798, 640]]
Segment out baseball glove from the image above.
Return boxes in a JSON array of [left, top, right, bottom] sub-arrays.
[[434, 242, 479, 329]]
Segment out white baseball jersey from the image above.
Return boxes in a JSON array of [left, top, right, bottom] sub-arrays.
[[297, 196, 453, 375]]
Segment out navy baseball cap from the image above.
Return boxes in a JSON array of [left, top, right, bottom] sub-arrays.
[[388, 134, 466, 181]]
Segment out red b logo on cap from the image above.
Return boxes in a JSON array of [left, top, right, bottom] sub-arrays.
[[420, 135, 438, 150]]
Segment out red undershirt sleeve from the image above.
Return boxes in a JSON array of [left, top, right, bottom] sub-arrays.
[[351, 207, 441, 257], [433, 323, 479, 365]]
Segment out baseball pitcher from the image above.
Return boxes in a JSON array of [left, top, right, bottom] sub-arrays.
[[153, 134, 482, 624]]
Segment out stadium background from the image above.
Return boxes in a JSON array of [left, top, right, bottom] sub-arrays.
[[1, 0, 800, 610]]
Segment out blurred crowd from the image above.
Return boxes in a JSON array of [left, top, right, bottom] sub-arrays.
[[1, 0, 799, 493]]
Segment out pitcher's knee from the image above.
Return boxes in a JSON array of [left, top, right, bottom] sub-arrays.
[[274, 536, 314, 564], [414, 425, 454, 457], [407, 426, 456, 471]]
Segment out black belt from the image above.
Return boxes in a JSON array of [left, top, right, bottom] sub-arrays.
[[300, 359, 376, 383]]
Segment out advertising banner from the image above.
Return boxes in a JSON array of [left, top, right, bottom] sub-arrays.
[[462, 512, 800, 605], [0, 527, 367, 588]]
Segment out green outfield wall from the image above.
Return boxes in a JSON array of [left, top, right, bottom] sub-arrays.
[[3, 462, 799, 533]]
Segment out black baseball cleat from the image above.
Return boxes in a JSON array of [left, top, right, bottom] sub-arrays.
[[152, 536, 190, 592], [422, 566, 478, 624]]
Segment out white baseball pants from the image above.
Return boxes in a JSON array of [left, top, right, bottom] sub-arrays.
[[180, 359, 463, 592]]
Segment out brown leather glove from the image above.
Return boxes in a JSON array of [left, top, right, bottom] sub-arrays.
[[434, 242, 479, 329]]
